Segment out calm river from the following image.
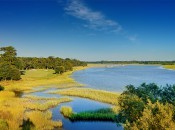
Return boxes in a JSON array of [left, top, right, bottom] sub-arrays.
[[72, 65, 175, 92]]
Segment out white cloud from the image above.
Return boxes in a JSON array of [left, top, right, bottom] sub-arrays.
[[64, 0, 137, 42], [64, 0, 122, 32]]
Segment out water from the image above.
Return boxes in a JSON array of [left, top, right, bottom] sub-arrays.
[[72, 65, 175, 92], [25, 65, 175, 130], [27, 89, 122, 130]]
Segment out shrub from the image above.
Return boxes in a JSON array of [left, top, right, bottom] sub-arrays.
[[125, 101, 175, 129], [21, 119, 34, 130]]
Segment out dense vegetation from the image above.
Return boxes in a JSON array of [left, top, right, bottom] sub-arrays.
[[89, 60, 175, 65], [70, 108, 117, 122], [60, 106, 117, 122], [117, 83, 175, 129], [0, 46, 87, 81]]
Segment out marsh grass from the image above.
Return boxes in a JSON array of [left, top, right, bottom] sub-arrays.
[[24, 97, 72, 111], [60, 106, 73, 118], [0, 65, 104, 129], [52, 88, 120, 105], [60, 107, 117, 122], [163, 65, 175, 70], [0, 119, 8, 130], [0, 92, 71, 129], [25, 110, 62, 130]]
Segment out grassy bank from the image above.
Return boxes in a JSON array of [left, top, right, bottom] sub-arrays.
[[163, 65, 175, 70], [1, 66, 88, 92], [52, 88, 120, 105], [0, 66, 89, 130]]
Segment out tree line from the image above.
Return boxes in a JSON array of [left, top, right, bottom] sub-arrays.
[[89, 60, 175, 65], [0, 46, 87, 81]]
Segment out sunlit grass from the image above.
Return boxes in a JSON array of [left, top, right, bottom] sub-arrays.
[[25, 110, 62, 130], [0, 119, 8, 130], [1, 66, 88, 92], [24, 97, 72, 111], [0, 95, 71, 129], [163, 65, 175, 70], [60, 106, 73, 118], [52, 88, 120, 105]]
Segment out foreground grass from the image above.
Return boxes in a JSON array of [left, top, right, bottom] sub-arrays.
[[0, 66, 90, 130], [0, 91, 72, 129], [25, 111, 62, 130], [163, 65, 175, 70], [52, 88, 120, 105]]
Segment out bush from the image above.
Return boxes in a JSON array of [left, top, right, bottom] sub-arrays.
[[125, 101, 175, 130], [0, 85, 4, 91], [21, 119, 34, 130], [60, 106, 73, 117]]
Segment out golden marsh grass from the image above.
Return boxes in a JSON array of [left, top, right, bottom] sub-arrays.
[[163, 65, 175, 70], [52, 88, 120, 105]]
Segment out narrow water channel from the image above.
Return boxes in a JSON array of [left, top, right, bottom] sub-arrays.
[[24, 88, 123, 130]]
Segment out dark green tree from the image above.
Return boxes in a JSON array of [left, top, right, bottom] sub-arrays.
[[55, 66, 65, 74], [0, 62, 21, 81], [0, 46, 17, 65]]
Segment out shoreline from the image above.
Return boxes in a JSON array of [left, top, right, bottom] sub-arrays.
[[1, 65, 91, 92]]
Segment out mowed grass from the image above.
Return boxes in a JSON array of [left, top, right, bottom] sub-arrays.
[[163, 65, 175, 70], [22, 69, 56, 79], [52, 88, 120, 105]]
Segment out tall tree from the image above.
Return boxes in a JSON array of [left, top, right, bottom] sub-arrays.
[[0, 46, 17, 65]]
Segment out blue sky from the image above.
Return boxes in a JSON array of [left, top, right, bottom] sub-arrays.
[[0, 0, 175, 61]]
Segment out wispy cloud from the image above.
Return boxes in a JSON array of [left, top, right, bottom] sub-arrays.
[[63, 0, 137, 42], [127, 34, 138, 42], [64, 0, 122, 31]]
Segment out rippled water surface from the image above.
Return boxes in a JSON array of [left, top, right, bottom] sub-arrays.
[[72, 65, 175, 92]]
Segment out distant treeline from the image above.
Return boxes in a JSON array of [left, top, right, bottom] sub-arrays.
[[0, 46, 87, 81], [17, 57, 87, 70], [88, 60, 175, 65]]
